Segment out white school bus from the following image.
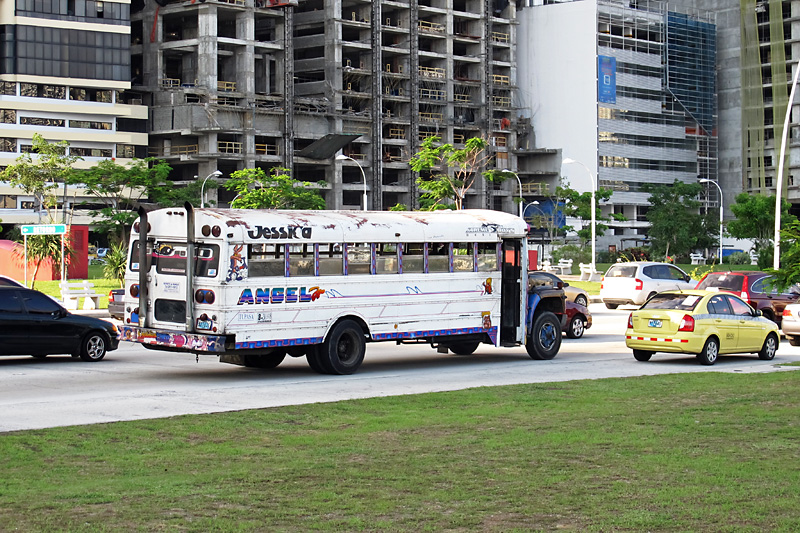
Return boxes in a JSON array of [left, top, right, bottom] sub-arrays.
[[117, 205, 565, 374]]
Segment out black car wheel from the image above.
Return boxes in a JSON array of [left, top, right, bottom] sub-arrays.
[[80, 332, 108, 361], [566, 315, 585, 339], [698, 337, 719, 365], [633, 349, 652, 362], [758, 333, 778, 360], [574, 294, 588, 307]]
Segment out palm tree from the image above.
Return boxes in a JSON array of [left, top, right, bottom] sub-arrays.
[[15, 232, 70, 289]]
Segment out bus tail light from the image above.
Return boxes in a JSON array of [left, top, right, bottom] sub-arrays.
[[195, 289, 215, 304], [130, 284, 139, 298], [678, 314, 695, 332], [635, 279, 643, 291]]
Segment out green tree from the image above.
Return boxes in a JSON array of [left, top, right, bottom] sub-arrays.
[[727, 192, 797, 253], [103, 242, 128, 287], [409, 136, 507, 210], [0, 133, 81, 222], [14, 233, 70, 289], [642, 180, 715, 260], [223, 167, 325, 209], [556, 181, 626, 246], [69, 158, 174, 245]]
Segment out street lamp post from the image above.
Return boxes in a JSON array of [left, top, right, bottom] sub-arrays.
[[774, 60, 800, 269], [200, 170, 222, 208], [502, 169, 523, 218], [562, 158, 596, 275], [699, 178, 724, 264], [336, 154, 368, 211]]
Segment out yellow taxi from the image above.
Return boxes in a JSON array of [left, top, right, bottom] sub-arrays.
[[625, 290, 779, 365]]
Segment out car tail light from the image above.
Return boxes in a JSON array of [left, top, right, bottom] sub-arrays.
[[130, 284, 139, 298], [784, 308, 794, 317], [635, 279, 643, 291], [741, 291, 749, 303], [678, 314, 695, 332], [108, 290, 116, 302], [627, 313, 633, 329]]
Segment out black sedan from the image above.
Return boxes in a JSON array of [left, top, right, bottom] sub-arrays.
[[0, 286, 119, 361]]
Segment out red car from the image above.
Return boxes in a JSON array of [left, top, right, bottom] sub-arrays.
[[563, 300, 592, 339], [695, 271, 800, 326]]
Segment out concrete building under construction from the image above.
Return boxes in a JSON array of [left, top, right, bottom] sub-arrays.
[[132, 0, 561, 211]]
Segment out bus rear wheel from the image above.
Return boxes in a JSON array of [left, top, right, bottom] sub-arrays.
[[244, 350, 286, 369], [449, 341, 480, 355], [526, 311, 561, 360], [317, 320, 366, 375]]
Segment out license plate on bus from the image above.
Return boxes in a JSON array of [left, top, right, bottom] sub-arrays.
[[197, 319, 212, 330], [648, 319, 662, 328]]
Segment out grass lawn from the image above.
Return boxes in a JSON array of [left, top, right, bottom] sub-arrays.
[[1, 371, 799, 531]]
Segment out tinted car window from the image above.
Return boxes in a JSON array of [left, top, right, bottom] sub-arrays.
[[666, 265, 687, 281], [0, 290, 23, 313], [707, 294, 733, 315], [640, 293, 701, 311], [21, 291, 61, 314], [727, 295, 754, 316], [697, 273, 745, 292], [606, 264, 638, 278], [641, 265, 658, 278], [750, 276, 779, 295]]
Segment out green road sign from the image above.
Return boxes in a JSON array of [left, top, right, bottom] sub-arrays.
[[21, 224, 67, 236]]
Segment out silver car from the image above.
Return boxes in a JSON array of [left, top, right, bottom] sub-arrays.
[[600, 262, 696, 309]]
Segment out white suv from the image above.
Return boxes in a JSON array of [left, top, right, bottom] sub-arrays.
[[600, 262, 696, 309]]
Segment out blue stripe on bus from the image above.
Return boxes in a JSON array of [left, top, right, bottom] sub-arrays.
[[235, 337, 324, 349]]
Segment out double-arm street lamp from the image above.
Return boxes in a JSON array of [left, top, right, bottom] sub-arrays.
[[561, 158, 596, 275], [699, 178, 724, 264], [336, 154, 368, 211], [774, 60, 800, 269], [200, 170, 222, 208]]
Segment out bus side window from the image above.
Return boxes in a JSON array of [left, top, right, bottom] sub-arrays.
[[376, 243, 398, 274], [452, 242, 474, 272], [477, 243, 499, 272], [288, 243, 314, 277], [402, 243, 424, 273], [319, 243, 343, 276], [428, 242, 450, 273], [346, 243, 371, 275], [249, 243, 285, 277]]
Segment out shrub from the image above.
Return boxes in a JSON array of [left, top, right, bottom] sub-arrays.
[[616, 247, 650, 262], [550, 244, 591, 266], [757, 247, 773, 270], [727, 251, 751, 265], [103, 242, 128, 287]]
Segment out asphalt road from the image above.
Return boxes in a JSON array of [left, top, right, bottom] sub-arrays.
[[2, 304, 799, 433]]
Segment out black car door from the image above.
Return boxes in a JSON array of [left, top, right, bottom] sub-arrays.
[[0, 289, 30, 355], [20, 290, 76, 355]]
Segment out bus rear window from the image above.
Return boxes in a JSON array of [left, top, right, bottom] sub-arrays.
[[152, 242, 220, 277]]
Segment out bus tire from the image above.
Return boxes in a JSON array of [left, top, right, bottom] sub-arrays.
[[306, 346, 327, 374], [449, 341, 480, 355], [318, 319, 366, 375], [244, 351, 286, 369], [525, 311, 561, 360]]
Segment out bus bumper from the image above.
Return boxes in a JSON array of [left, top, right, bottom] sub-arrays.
[[118, 325, 228, 352]]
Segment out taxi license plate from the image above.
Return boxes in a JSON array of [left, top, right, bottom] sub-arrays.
[[197, 319, 212, 330], [648, 319, 662, 328]]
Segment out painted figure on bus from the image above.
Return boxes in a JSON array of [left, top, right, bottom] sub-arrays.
[[226, 244, 248, 281], [482, 277, 493, 295]]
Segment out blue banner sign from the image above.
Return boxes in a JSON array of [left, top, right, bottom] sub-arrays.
[[598, 55, 617, 104]]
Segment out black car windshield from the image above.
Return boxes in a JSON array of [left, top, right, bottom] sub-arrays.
[[641, 293, 701, 311], [697, 273, 744, 292]]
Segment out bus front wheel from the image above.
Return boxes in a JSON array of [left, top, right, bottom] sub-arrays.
[[317, 319, 366, 375], [525, 311, 561, 360]]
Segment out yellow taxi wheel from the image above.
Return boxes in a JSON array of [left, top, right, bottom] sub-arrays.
[[758, 333, 778, 360], [698, 337, 719, 365], [633, 349, 652, 362]]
